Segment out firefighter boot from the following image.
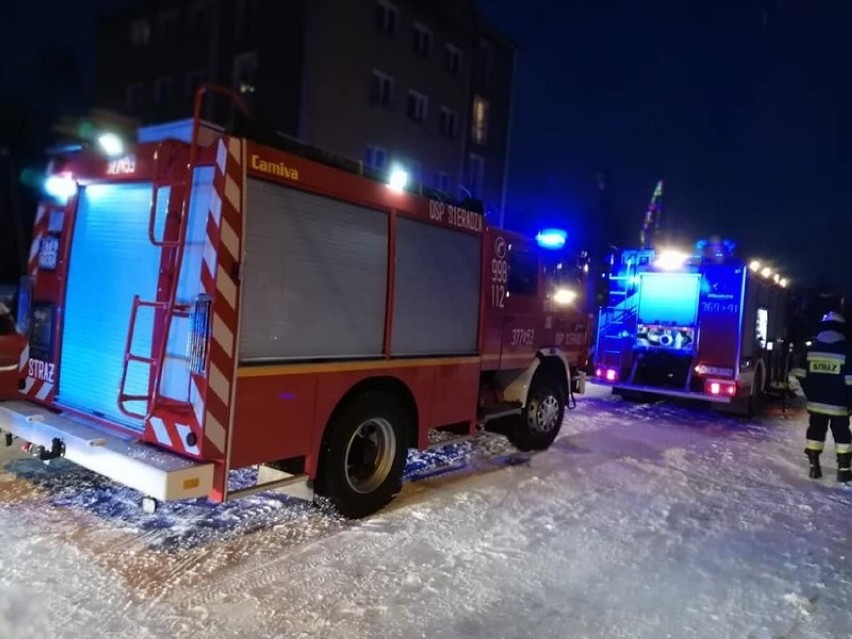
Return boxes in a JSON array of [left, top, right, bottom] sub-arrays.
[[805, 449, 822, 479], [837, 453, 852, 484]]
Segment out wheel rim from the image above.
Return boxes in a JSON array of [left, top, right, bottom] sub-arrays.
[[530, 394, 561, 434], [344, 417, 396, 494]]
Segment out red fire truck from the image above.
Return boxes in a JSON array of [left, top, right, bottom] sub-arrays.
[[593, 240, 789, 414], [0, 104, 589, 517]]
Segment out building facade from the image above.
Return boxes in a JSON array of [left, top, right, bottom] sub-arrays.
[[96, 0, 515, 220]]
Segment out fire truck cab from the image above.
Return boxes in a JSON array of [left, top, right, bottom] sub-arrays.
[[594, 240, 789, 414], [0, 112, 589, 517]]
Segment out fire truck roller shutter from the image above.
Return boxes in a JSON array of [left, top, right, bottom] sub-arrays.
[[59, 183, 167, 427], [239, 179, 388, 361], [391, 218, 480, 356]]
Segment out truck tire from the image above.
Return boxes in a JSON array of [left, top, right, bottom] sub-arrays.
[[318, 392, 409, 518], [507, 375, 566, 452]]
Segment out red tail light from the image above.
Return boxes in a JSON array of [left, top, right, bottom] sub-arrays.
[[605, 368, 618, 382], [705, 379, 736, 397]]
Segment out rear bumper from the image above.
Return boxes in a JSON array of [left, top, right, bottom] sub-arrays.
[[0, 400, 214, 501], [597, 382, 734, 404]]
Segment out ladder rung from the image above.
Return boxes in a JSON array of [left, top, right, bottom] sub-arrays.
[[126, 354, 156, 365], [118, 393, 150, 402]]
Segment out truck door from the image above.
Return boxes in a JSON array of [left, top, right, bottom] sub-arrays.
[[499, 236, 543, 369]]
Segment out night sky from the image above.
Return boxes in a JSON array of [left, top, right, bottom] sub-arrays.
[[3, 0, 851, 295], [480, 0, 852, 296]]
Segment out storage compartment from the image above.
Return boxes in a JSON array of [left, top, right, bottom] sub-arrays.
[[239, 178, 389, 361]]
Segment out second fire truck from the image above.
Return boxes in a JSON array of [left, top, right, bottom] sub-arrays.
[[594, 240, 789, 414]]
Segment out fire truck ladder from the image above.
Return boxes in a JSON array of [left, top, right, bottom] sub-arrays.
[[118, 85, 252, 432], [117, 139, 193, 421]]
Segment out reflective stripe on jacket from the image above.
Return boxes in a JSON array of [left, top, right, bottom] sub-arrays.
[[802, 329, 852, 415]]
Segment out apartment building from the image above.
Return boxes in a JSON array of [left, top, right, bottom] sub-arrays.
[[96, 0, 515, 218]]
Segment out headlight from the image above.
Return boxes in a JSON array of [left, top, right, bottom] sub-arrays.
[[553, 288, 577, 305]]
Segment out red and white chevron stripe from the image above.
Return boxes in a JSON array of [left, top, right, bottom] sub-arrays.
[[201, 137, 243, 459], [142, 137, 242, 464]]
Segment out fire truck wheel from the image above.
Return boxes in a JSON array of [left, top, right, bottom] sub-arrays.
[[319, 392, 409, 519], [509, 376, 565, 452]]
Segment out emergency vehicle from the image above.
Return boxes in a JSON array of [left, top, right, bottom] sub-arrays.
[[593, 240, 789, 414], [0, 95, 588, 518]]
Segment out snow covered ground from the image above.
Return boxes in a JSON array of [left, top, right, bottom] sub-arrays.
[[1, 384, 850, 639]]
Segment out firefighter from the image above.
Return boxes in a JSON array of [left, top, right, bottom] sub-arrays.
[[794, 311, 852, 482]]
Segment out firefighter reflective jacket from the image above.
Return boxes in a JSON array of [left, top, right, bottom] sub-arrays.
[[794, 327, 852, 416]]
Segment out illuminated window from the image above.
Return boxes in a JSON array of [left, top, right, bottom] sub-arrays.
[[375, 1, 397, 35], [756, 307, 768, 348], [370, 70, 394, 107], [471, 96, 489, 145], [467, 153, 485, 198], [364, 145, 387, 171], [413, 23, 432, 57], [445, 44, 462, 74], [407, 90, 428, 123]]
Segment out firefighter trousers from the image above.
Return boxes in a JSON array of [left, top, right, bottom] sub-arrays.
[[806, 413, 852, 453]]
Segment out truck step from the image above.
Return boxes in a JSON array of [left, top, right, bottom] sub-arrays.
[[426, 430, 475, 450]]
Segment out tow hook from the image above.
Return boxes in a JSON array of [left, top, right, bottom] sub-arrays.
[[28, 438, 65, 462]]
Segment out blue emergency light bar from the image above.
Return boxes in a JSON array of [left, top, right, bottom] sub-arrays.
[[535, 228, 567, 250]]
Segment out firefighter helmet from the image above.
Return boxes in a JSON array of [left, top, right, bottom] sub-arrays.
[[821, 311, 845, 324]]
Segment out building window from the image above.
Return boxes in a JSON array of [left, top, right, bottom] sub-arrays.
[[477, 39, 494, 84], [436, 171, 450, 193], [129, 19, 151, 46], [235, 0, 258, 39], [185, 69, 208, 99], [409, 161, 422, 184], [157, 9, 179, 38], [413, 23, 432, 57], [439, 107, 458, 137], [364, 145, 387, 171], [445, 44, 461, 74], [471, 95, 489, 145], [126, 83, 144, 112], [407, 90, 428, 123], [154, 77, 174, 106], [375, 1, 397, 35], [468, 153, 485, 198], [189, 0, 210, 34], [233, 51, 258, 95], [370, 70, 394, 108]]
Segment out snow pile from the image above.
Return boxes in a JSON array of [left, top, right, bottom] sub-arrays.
[[1, 385, 851, 638]]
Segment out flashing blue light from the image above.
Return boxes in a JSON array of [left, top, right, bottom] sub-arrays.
[[535, 228, 567, 250]]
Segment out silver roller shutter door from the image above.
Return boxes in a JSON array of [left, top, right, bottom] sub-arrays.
[[391, 217, 481, 356], [240, 179, 388, 361]]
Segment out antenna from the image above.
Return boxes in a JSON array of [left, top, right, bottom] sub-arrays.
[[639, 179, 664, 249]]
